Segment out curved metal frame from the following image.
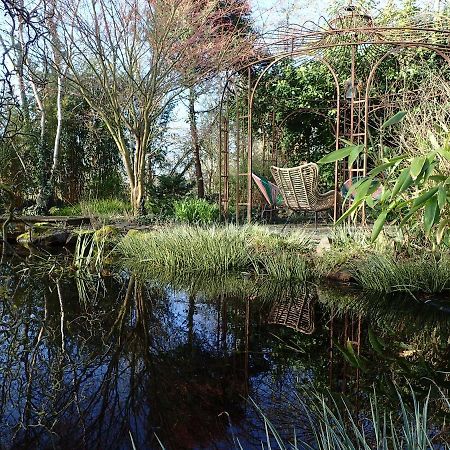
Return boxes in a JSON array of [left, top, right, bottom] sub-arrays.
[[242, 54, 341, 223], [218, 12, 450, 223], [270, 107, 337, 168]]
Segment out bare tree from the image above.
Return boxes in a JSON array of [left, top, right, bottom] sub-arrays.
[[0, 0, 68, 212], [0, 0, 45, 143], [58, 0, 254, 214]]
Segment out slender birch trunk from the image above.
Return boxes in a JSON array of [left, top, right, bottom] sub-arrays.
[[30, 78, 49, 214], [51, 74, 63, 177]]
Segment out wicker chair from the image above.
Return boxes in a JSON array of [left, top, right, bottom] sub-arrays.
[[270, 163, 338, 227], [267, 287, 315, 334]]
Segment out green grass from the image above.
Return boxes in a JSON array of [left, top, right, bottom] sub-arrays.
[[256, 250, 310, 282], [351, 253, 450, 294], [314, 226, 450, 293], [79, 198, 131, 219], [250, 386, 450, 450], [49, 204, 82, 216], [51, 199, 131, 220], [73, 225, 119, 272], [116, 224, 313, 279], [315, 225, 395, 277], [116, 223, 450, 293]]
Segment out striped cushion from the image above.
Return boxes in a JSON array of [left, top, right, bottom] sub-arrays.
[[252, 173, 283, 207]]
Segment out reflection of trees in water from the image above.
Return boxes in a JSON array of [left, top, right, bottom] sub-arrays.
[[0, 271, 273, 449], [318, 284, 450, 422], [1, 266, 449, 449], [140, 274, 450, 434]]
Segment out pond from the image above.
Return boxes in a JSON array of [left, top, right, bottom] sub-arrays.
[[0, 254, 450, 449]]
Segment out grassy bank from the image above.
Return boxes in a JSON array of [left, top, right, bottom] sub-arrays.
[[117, 225, 313, 281], [114, 224, 450, 294], [351, 253, 450, 294], [315, 227, 450, 294]]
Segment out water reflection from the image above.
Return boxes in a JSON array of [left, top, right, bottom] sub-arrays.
[[0, 269, 270, 449], [0, 261, 449, 449], [268, 286, 315, 334]]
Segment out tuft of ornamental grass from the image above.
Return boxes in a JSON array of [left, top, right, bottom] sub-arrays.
[[315, 225, 395, 277], [313, 225, 450, 294], [118, 225, 249, 275], [74, 225, 119, 273], [256, 250, 310, 282], [116, 224, 313, 279], [250, 386, 450, 450], [351, 253, 450, 294]]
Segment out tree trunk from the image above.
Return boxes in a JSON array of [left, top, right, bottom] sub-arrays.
[[31, 80, 50, 214], [16, 11, 30, 122], [131, 138, 147, 216], [130, 181, 145, 217], [189, 88, 205, 199], [50, 73, 63, 186], [49, 0, 64, 183]]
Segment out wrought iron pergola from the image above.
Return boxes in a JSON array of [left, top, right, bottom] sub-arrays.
[[218, 4, 450, 223]]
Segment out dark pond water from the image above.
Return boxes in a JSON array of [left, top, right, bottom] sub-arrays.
[[1, 255, 450, 449]]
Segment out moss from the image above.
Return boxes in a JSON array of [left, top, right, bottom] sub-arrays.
[[16, 231, 32, 245], [94, 225, 119, 242], [17, 223, 54, 244]]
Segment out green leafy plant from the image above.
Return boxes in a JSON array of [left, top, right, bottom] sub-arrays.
[[319, 111, 450, 244], [173, 198, 220, 225], [146, 174, 194, 217]]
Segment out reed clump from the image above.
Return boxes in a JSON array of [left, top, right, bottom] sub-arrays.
[[352, 253, 450, 294], [250, 386, 450, 450], [116, 223, 450, 293], [315, 226, 450, 293], [315, 225, 395, 278], [116, 224, 313, 279], [74, 225, 119, 272]]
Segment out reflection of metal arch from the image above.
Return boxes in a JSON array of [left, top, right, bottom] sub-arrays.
[[218, 6, 450, 223]]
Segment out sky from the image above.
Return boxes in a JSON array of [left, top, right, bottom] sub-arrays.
[[250, 0, 328, 31], [250, 0, 439, 32], [167, 0, 440, 154]]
